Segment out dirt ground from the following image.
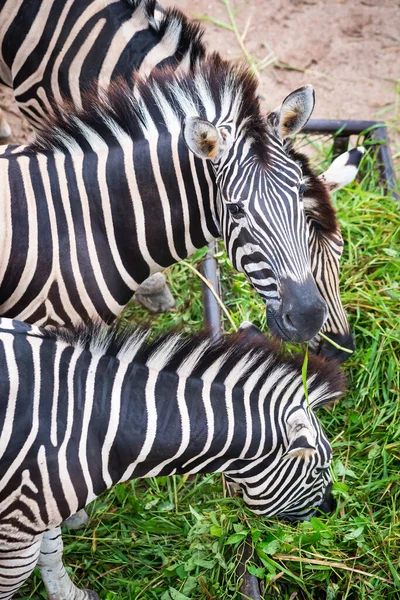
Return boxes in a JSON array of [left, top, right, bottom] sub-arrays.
[[1, 0, 399, 148], [169, 0, 400, 122]]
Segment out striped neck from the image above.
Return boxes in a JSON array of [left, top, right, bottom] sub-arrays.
[[91, 354, 268, 489]]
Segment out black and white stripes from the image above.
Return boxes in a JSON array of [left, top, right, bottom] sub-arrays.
[[0, 0, 363, 357], [0, 318, 345, 597], [0, 56, 328, 342], [0, 0, 205, 130]]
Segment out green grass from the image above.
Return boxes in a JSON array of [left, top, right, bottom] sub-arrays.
[[21, 142, 400, 599]]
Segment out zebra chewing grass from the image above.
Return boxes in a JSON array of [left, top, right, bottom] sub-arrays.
[[0, 317, 346, 599]]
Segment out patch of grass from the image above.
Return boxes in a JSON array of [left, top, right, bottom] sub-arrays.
[[21, 139, 400, 600]]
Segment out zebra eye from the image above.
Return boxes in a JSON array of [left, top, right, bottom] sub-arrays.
[[298, 183, 306, 197], [227, 203, 244, 217]]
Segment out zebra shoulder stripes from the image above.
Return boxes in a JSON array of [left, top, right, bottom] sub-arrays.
[[0, 57, 327, 341], [0, 317, 346, 598]]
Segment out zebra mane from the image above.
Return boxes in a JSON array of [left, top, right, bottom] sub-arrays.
[[285, 142, 338, 235], [46, 321, 347, 409], [30, 53, 270, 164], [124, 0, 206, 69]]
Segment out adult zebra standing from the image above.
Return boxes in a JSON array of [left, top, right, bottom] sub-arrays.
[[0, 57, 328, 342], [0, 0, 363, 359], [0, 317, 346, 599]]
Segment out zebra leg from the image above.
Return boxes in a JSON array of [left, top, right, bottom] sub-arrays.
[[134, 273, 175, 313], [0, 537, 42, 599], [0, 109, 11, 138], [62, 508, 89, 529], [37, 528, 99, 600]]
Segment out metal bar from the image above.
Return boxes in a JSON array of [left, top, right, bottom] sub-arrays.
[[303, 119, 399, 201], [303, 119, 382, 135], [369, 125, 399, 201], [332, 135, 349, 159], [200, 241, 222, 339]]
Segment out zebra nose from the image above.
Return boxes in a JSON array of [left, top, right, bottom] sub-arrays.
[[279, 276, 328, 343]]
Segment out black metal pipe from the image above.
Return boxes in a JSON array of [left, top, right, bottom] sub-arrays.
[[303, 119, 383, 135], [303, 119, 399, 202], [200, 246, 262, 599], [368, 125, 399, 201], [200, 242, 222, 339]]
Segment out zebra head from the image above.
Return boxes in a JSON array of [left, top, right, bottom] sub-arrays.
[[301, 147, 364, 361], [183, 84, 327, 343], [226, 382, 337, 522]]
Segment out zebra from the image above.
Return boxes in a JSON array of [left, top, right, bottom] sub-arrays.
[[292, 145, 364, 360], [0, 54, 330, 343], [0, 317, 346, 599], [0, 0, 206, 132], [0, 0, 362, 360]]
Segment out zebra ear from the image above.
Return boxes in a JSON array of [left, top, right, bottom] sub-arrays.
[[275, 85, 315, 138], [319, 147, 365, 192], [284, 409, 317, 459], [183, 117, 231, 161]]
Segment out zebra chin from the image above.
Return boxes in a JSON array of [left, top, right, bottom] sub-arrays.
[[280, 487, 336, 522], [312, 331, 356, 363]]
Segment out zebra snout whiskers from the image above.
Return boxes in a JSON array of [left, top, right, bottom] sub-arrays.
[[266, 275, 328, 343]]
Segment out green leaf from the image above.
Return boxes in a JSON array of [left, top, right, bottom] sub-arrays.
[[386, 560, 400, 588], [332, 481, 349, 495], [225, 532, 248, 545], [189, 505, 203, 521], [182, 577, 197, 595], [382, 247, 398, 258], [168, 589, 191, 600], [258, 539, 281, 555], [344, 526, 364, 540], [210, 525, 223, 537], [368, 444, 381, 459], [192, 246, 209, 261], [248, 564, 265, 578], [192, 558, 215, 569]]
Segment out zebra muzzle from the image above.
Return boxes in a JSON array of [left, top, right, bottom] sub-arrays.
[[267, 275, 328, 343]]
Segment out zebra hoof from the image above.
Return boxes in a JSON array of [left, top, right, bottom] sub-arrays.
[[83, 590, 100, 599], [62, 508, 89, 529], [135, 273, 176, 313], [0, 118, 11, 138]]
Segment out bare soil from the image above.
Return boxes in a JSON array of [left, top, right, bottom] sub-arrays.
[[1, 0, 399, 145], [169, 0, 400, 122]]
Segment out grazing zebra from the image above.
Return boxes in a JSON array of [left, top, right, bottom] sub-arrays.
[[0, 55, 329, 343], [0, 317, 346, 599], [0, 0, 362, 360]]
